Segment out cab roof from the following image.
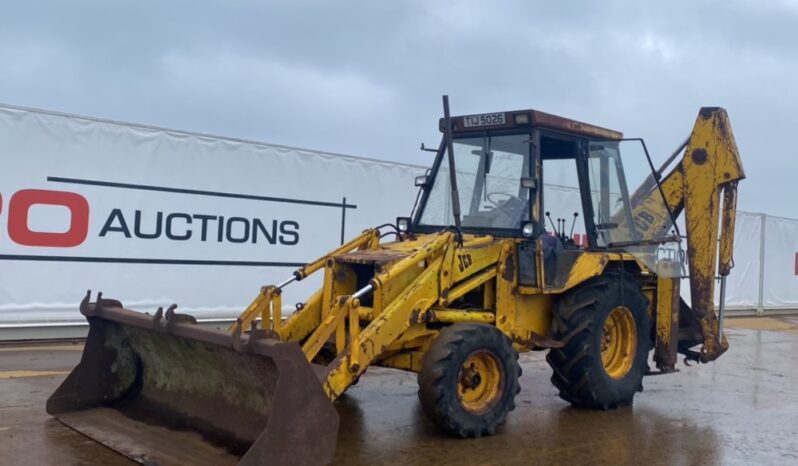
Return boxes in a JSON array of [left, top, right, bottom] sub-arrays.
[[439, 109, 623, 140]]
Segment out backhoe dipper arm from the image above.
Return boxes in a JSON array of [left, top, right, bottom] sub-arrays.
[[632, 107, 745, 362], [679, 108, 744, 362]]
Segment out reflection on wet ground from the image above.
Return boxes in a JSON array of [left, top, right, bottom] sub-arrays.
[[335, 328, 798, 465], [2, 320, 798, 465]]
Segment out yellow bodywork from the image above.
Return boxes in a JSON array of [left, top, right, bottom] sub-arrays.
[[232, 228, 632, 400], [230, 106, 744, 401]]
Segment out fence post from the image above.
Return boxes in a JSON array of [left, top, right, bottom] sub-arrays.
[[756, 213, 767, 316], [340, 197, 347, 245]]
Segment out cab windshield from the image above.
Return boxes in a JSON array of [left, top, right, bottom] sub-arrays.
[[418, 134, 531, 230]]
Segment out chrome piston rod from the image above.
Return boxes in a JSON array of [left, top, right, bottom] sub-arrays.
[[353, 284, 374, 300], [276, 275, 297, 290]]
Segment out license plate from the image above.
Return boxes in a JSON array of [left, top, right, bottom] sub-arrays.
[[462, 112, 506, 128]]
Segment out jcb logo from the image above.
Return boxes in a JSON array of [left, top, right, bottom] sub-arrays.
[[634, 210, 655, 233], [457, 253, 473, 272], [0, 189, 89, 247]]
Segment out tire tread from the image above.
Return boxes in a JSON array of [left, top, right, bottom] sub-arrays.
[[546, 271, 649, 410]]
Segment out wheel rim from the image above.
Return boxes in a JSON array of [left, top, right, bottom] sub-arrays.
[[600, 306, 637, 379], [457, 350, 504, 414]]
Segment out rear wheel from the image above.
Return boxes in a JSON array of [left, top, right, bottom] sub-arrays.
[[418, 323, 521, 438], [546, 271, 649, 409]]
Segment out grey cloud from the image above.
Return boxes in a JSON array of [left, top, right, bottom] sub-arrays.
[[0, 0, 796, 215]]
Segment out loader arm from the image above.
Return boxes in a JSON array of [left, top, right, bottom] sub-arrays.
[[629, 107, 745, 362], [235, 230, 499, 399]]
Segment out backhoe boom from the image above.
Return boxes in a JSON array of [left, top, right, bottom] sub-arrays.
[[630, 107, 745, 362]]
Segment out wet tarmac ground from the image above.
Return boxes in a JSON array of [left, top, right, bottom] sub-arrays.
[[2, 317, 798, 465]]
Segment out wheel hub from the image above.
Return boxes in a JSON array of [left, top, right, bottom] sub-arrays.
[[459, 364, 482, 389], [600, 306, 637, 380], [457, 351, 504, 414]]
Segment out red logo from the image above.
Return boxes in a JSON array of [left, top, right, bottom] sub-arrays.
[[4, 189, 89, 247]]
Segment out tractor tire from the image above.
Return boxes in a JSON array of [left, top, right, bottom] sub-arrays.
[[418, 323, 521, 438], [546, 271, 650, 410]]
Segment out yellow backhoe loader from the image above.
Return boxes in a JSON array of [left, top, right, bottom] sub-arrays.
[[47, 97, 744, 465]]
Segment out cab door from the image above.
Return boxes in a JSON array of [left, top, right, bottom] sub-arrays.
[[536, 131, 592, 289]]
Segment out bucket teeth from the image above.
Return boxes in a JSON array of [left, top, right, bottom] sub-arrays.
[[80, 290, 95, 317], [164, 304, 197, 328], [232, 318, 246, 352], [152, 307, 165, 329], [165, 304, 177, 320]]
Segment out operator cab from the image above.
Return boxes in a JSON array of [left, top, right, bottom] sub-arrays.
[[409, 108, 678, 287]]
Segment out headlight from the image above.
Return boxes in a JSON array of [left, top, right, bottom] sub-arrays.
[[415, 175, 430, 187], [397, 217, 411, 233], [521, 222, 535, 237]]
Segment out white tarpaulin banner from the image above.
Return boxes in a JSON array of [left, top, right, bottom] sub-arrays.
[[680, 212, 798, 312], [762, 215, 798, 309], [1, 104, 795, 337], [722, 211, 763, 309], [678, 211, 763, 310], [0, 105, 423, 327]]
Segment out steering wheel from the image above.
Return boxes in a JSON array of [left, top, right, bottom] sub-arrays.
[[487, 192, 523, 207]]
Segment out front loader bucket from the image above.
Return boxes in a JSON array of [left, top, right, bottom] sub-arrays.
[[46, 292, 339, 466]]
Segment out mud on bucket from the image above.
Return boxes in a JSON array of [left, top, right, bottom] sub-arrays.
[[46, 292, 339, 466]]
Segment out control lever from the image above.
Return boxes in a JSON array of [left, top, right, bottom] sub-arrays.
[[545, 211, 558, 236], [569, 212, 579, 238]]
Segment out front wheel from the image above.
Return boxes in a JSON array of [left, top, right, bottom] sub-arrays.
[[546, 271, 650, 409], [418, 323, 521, 438]]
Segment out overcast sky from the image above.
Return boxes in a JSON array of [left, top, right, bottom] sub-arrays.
[[0, 0, 795, 216]]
